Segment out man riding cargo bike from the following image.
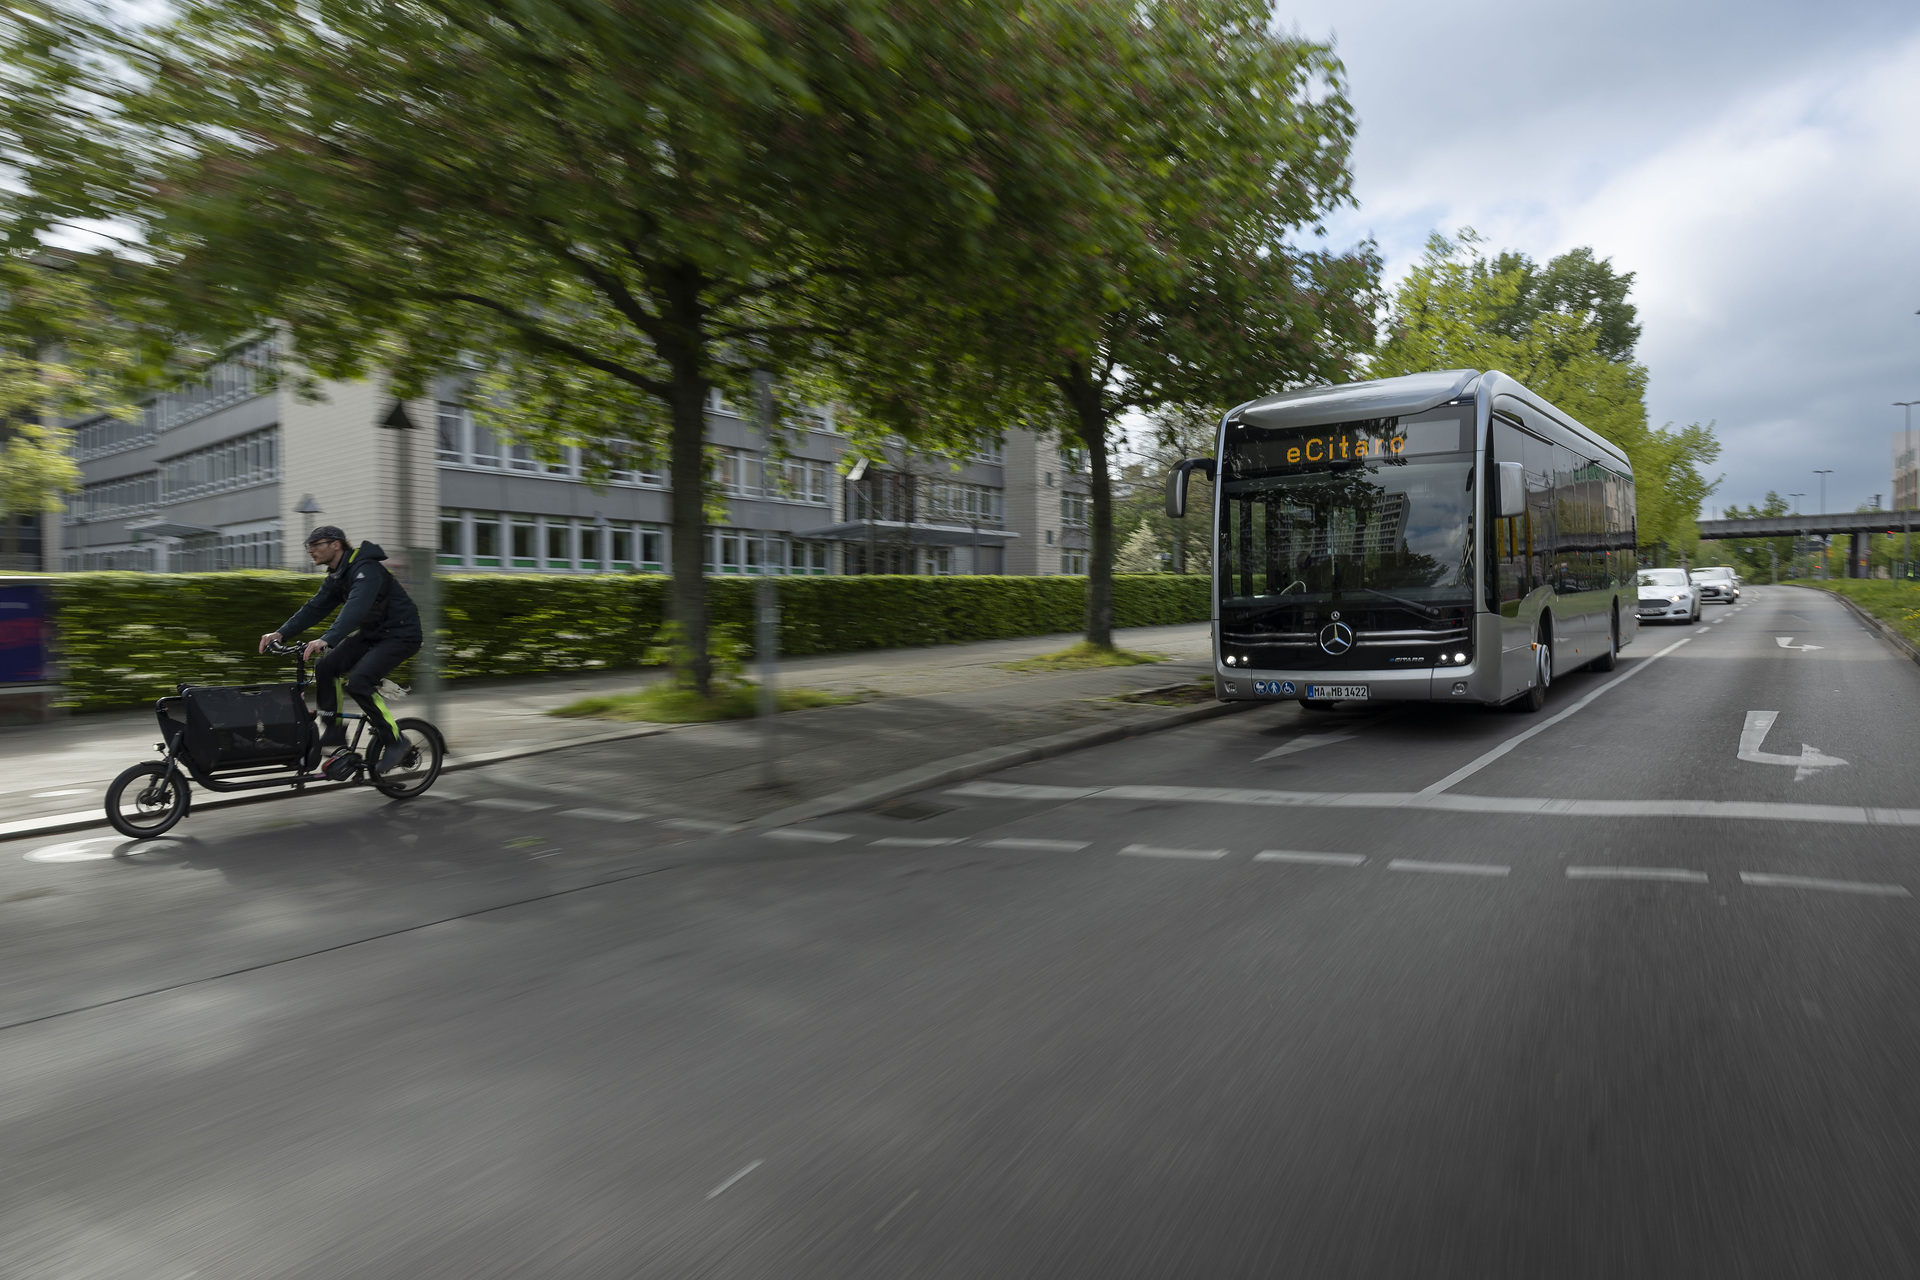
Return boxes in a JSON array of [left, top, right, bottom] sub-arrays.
[[260, 525, 422, 776], [102, 525, 444, 839]]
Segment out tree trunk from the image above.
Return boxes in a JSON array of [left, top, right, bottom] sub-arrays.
[[1059, 365, 1114, 649], [660, 263, 712, 696]]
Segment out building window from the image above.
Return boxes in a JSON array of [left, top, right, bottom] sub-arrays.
[[1061, 550, 1088, 574], [640, 525, 665, 571], [470, 418, 501, 467], [510, 516, 537, 569], [158, 427, 279, 503], [472, 513, 501, 567], [1045, 529, 1054, 545], [436, 402, 465, 463], [580, 524, 602, 568], [439, 509, 463, 566], [1060, 492, 1089, 528], [70, 472, 160, 523], [544, 518, 571, 569]]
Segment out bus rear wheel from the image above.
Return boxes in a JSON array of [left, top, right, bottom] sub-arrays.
[[1591, 610, 1620, 672]]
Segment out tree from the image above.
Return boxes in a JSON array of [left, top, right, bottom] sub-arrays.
[[1719, 491, 1793, 581], [0, 251, 147, 564], [1112, 402, 1219, 575], [3, 0, 1140, 690], [828, 2, 1376, 649], [1114, 523, 1161, 573], [1374, 232, 1719, 554]]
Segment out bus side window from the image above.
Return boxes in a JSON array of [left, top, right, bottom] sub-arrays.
[[1491, 419, 1532, 614]]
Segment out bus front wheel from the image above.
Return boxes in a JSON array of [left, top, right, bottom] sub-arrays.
[[1516, 625, 1552, 713]]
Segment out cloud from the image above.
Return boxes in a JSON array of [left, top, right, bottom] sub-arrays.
[[1293, 1, 1920, 514]]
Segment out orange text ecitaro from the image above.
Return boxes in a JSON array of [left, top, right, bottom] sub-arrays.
[[1286, 435, 1407, 465]]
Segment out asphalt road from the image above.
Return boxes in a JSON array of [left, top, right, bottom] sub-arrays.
[[4, 585, 1918, 1278]]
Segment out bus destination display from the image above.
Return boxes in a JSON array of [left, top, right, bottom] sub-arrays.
[[1227, 414, 1468, 475]]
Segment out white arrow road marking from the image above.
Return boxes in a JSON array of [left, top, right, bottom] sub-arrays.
[[1739, 711, 1848, 782], [1776, 637, 1824, 651], [1256, 732, 1358, 762]]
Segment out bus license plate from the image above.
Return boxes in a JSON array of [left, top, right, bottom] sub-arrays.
[[1306, 684, 1369, 700]]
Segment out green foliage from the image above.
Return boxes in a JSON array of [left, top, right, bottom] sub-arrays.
[[47, 571, 1210, 709], [1374, 231, 1720, 553], [996, 642, 1163, 673], [1718, 491, 1795, 580], [552, 682, 857, 724]]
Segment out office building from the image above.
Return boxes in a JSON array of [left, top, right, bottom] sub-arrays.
[[56, 342, 1091, 577]]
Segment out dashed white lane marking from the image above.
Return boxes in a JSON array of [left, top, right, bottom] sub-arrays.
[[870, 836, 964, 847], [1739, 872, 1911, 897], [947, 781, 1920, 828], [1418, 637, 1695, 795], [470, 797, 552, 813], [763, 829, 851, 843], [1388, 858, 1510, 877], [1567, 866, 1709, 883], [559, 807, 647, 823], [660, 818, 730, 832], [980, 838, 1089, 851], [30, 789, 86, 798], [1121, 843, 1229, 860], [706, 1159, 764, 1199], [1255, 850, 1367, 866]]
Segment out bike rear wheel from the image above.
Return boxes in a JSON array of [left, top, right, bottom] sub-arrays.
[[373, 718, 445, 799], [106, 762, 191, 839]]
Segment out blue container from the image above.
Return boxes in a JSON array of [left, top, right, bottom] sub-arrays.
[[0, 580, 52, 684]]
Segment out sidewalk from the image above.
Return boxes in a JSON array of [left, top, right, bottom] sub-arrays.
[[0, 623, 1224, 831]]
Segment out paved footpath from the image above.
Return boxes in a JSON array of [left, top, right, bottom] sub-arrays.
[[0, 623, 1215, 831]]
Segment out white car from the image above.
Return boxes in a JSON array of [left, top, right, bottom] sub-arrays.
[[1689, 565, 1741, 603], [1637, 568, 1699, 624]]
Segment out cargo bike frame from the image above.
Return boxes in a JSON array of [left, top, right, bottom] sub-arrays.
[[104, 640, 444, 839]]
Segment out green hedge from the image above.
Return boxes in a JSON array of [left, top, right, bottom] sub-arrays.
[[48, 571, 1209, 710]]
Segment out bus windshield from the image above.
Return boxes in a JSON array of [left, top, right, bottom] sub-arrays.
[[1218, 411, 1476, 610]]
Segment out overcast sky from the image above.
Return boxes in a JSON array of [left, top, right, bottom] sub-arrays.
[[1286, 0, 1920, 517]]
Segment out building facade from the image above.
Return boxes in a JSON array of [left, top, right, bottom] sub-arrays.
[[58, 345, 1088, 578]]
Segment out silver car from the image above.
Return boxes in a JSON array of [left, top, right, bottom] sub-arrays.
[[1636, 568, 1700, 624], [1690, 565, 1741, 603]]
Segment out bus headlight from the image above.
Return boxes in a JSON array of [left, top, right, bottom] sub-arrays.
[[1454, 652, 1467, 663], [1224, 654, 1237, 666]]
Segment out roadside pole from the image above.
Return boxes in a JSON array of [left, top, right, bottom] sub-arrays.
[[379, 399, 441, 727], [752, 367, 779, 788]]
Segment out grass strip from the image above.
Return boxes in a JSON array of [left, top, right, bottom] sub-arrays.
[[996, 641, 1165, 673], [550, 682, 860, 723]]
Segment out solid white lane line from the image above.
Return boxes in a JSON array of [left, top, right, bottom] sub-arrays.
[[763, 829, 852, 843], [1417, 637, 1694, 796], [948, 780, 1920, 827], [980, 838, 1089, 851], [1254, 850, 1366, 866], [659, 817, 730, 832], [1567, 866, 1709, 883], [706, 1159, 764, 1199], [559, 807, 647, 823], [1121, 843, 1228, 860], [1389, 858, 1509, 877], [470, 797, 552, 812], [1739, 872, 1910, 897], [870, 836, 963, 847]]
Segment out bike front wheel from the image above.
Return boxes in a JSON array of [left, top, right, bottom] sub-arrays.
[[373, 718, 445, 799], [105, 762, 191, 839]]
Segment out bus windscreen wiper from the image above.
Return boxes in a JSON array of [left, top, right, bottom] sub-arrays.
[[1335, 587, 1444, 618]]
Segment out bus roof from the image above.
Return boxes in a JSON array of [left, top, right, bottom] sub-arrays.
[[1228, 369, 1631, 472]]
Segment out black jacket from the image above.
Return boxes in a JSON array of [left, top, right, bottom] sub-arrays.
[[278, 541, 423, 646]]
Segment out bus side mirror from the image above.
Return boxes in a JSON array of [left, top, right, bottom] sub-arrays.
[[1496, 461, 1526, 519], [1165, 458, 1217, 519]]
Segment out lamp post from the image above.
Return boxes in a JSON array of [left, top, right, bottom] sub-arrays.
[[1788, 493, 1806, 578], [1813, 470, 1834, 578], [1898, 401, 1917, 579]]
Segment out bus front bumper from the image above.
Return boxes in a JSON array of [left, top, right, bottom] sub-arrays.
[[1214, 659, 1498, 704]]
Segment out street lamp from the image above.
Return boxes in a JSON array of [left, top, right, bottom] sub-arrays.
[[1788, 493, 1806, 578], [1896, 401, 1917, 578], [1813, 469, 1832, 514]]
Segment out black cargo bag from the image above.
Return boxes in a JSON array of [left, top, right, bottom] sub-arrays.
[[180, 683, 309, 771]]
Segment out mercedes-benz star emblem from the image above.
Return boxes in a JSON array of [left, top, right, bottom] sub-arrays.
[[1318, 622, 1354, 656]]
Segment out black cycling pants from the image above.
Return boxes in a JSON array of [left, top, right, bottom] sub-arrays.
[[315, 635, 421, 744]]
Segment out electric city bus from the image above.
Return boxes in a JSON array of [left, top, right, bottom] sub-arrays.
[[1165, 368, 1637, 712]]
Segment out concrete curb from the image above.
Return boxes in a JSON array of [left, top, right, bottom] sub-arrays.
[[1790, 584, 1920, 669], [0, 697, 1255, 847], [742, 697, 1257, 833]]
